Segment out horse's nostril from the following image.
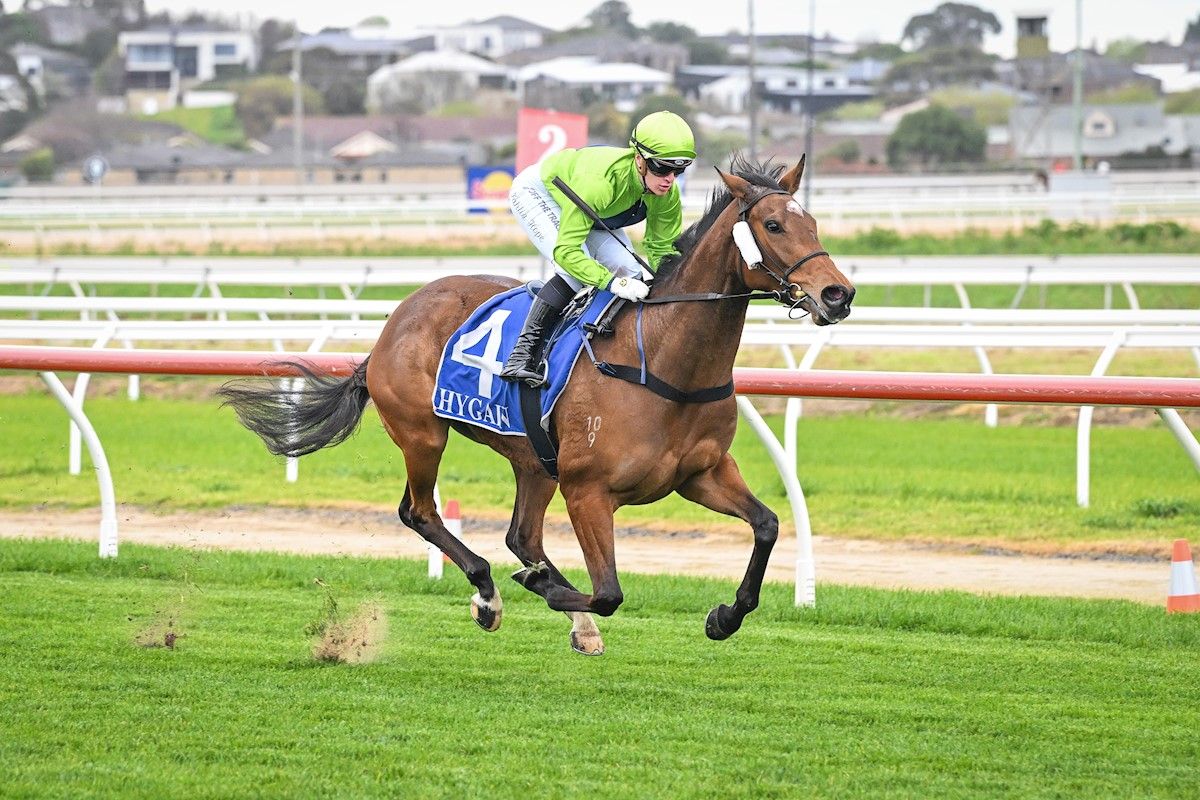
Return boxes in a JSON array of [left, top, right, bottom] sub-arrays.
[[822, 285, 847, 306]]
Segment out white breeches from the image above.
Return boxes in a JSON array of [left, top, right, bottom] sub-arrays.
[[509, 164, 645, 291]]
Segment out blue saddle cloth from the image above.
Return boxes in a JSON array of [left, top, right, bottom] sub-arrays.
[[433, 285, 618, 435]]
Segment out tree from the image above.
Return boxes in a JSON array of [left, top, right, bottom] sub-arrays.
[[687, 40, 729, 65], [645, 21, 695, 44], [257, 18, 296, 73], [79, 26, 118, 67], [1104, 38, 1147, 64], [902, 2, 1001, 51], [853, 42, 905, 61], [0, 12, 46, 50], [20, 147, 54, 183], [882, 45, 996, 97], [1165, 88, 1200, 114], [886, 104, 986, 169], [586, 0, 637, 37], [234, 75, 324, 139], [1185, 12, 1200, 43]]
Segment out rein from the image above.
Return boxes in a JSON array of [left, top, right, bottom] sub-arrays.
[[585, 189, 828, 403]]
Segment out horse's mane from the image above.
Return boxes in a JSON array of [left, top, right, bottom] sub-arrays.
[[656, 155, 787, 280]]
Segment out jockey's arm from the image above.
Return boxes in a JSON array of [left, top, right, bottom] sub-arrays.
[[641, 187, 684, 270], [547, 182, 619, 289]]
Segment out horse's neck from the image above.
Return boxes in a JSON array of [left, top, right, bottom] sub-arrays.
[[638, 224, 749, 389]]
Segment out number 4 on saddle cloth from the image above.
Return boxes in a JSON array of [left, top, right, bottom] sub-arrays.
[[433, 284, 620, 476]]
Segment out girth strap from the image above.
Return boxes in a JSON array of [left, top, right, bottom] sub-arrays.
[[593, 361, 734, 403], [518, 382, 559, 480], [582, 303, 734, 405]]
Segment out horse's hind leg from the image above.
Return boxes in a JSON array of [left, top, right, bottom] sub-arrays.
[[505, 469, 604, 655], [392, 422, 503, 632]]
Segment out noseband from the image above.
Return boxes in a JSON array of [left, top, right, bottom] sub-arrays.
[[736, 189, 829, 315]]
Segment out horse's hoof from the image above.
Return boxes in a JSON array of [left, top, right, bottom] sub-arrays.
[[705, 605, 734, 641], [470, 592, 502, 632], [570, 630, 605, 656]]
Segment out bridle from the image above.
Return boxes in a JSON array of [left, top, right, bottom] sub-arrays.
[[642, 187, 829, 319], [734, 189, 830, 304]]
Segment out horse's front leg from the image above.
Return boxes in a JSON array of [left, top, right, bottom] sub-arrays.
[[676, 453, 779, 640], [533, 484, 624, 617], [505, 468, 604, 655]]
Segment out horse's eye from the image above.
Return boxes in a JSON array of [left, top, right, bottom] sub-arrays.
[[764, 220, 782, 234]]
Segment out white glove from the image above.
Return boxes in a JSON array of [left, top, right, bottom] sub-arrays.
[[606, 275, 650, 302]]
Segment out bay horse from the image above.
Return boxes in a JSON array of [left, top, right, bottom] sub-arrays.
[[218, 157, 854, 655]]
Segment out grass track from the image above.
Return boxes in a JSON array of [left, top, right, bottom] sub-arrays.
[[1, 539, 1198, 799], [2, 392, 1198, 549]]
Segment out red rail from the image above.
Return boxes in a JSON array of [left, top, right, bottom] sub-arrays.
[[2, 345, 1200, 408]]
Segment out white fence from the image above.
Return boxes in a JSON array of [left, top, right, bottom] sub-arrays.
[[6, 254, 1200, 311]]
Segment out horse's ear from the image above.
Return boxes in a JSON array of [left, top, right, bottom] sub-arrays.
[[716, 167, 754, 201], [780, 155, 806, 194]]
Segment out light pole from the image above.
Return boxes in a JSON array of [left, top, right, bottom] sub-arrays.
[[291, 21, 304, 184], [803, 0, 815, 206], [747, 0, 758, 163], [1072, 0, 1083, 171]]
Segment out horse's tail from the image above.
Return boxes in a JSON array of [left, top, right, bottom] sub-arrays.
[[217, 356, 372, 457]]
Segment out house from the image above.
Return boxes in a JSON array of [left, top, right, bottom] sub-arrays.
[[366, 50, 511, 114], [515, 57, 673, 113], [413, 15, 552, 59], [0, 75, 28, 113], [1133, 63, 1200, 94], [118, 27, 258, 113], [682, 65, 874, 115], [29, 5, 109, 49], [10, 43, 91, 100], [1008, 103, 1198, 164], [275, 29, 412, 75], [698, 33, 858, 62], [501, 34, 688, 76], [997, 51, 1160, 103]]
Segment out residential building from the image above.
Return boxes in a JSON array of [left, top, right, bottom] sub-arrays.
[[29, 5, 109, 48], [515, 57, 673, 113], [502, 34, 688, 76], [413, 15, 551, 59], [1008, 103, 1198, 165], [118, 27, 257, 112], [10, 43, 90, 100], [275, 30, 412, 75], [366, 50, 511, 114], [681, 65, 875, 115], [997, 51, 1161, 103]]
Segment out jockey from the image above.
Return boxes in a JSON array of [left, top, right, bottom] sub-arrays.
[[500, 110, 696, 386]]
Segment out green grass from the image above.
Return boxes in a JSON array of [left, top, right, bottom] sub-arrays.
[[8, 220, 1200, 258], [1, 538, 1197, 798], [141, 104, 246, 148], [1, 391, 1198, 550]]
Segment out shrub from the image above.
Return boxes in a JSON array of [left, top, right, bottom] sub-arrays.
[[20, 148, 54, 183]]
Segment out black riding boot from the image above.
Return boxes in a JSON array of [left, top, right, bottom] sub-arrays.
[[500, 297, 560, 386]]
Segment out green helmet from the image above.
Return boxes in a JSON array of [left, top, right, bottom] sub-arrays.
[[630, 110, 696, 162]]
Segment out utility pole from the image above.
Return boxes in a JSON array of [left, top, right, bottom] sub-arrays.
[[1071, 0, 1084, 171], [803, 0, 815, 206], [291, 22, 304, 184], [747, 0, 758, 163]]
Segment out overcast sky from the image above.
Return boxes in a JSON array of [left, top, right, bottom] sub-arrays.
[[147, 0, 1197, 59]]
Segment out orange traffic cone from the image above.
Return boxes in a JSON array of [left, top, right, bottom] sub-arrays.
[[1167, 539, 1200, 613]]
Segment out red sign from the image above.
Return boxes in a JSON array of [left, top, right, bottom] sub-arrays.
[[515, 108, 589, 173]]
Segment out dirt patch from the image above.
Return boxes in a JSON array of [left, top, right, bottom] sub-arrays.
[[0, 505, 1174, 606]]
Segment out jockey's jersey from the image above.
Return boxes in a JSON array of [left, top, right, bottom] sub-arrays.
[[540, 146, 683, 289]]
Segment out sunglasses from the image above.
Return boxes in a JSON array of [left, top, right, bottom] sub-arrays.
[[644, 157, 691, 177]]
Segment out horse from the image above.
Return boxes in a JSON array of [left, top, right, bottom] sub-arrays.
[[218, 156, 855, 656]]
